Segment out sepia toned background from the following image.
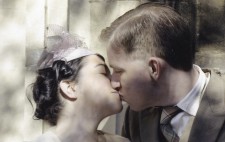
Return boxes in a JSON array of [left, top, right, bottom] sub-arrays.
[[0, 0, 224, 142]]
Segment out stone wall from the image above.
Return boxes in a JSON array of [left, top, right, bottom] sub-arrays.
[[0, 0, 26, 142], [0, 0, 224, 142]]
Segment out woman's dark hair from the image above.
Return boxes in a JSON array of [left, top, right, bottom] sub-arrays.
[[32, 57, 83, 125]]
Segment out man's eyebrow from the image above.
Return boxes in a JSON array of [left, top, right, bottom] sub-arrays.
[[109, 64, 119, 69], [109, 65, 113, 68], [109, 64, 116, 69], [109, 65, 124, 72]]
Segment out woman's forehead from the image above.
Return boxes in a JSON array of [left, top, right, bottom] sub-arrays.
[[83, 55, 105, 66]]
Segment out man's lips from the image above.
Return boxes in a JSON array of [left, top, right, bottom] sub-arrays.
[[111, 91, 123, 101]]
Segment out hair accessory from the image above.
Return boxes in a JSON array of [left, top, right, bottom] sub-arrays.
[[37, 25, 95, 69]]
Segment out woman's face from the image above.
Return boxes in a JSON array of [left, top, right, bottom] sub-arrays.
[[76, 55, 123, 115]]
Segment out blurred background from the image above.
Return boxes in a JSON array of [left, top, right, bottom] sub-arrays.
[[0, 0, 224, 142]]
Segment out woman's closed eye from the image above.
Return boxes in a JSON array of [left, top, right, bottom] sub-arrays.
[[100, 69, 111, 78], [96, 64, 111, 78], [100, 72, 107, 76], [113, 69, 122, 74]]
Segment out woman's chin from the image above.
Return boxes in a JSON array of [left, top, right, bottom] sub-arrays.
[[112, 102, 123, 114]]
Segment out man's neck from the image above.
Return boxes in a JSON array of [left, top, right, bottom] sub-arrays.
[[160, 66, 199, 106]]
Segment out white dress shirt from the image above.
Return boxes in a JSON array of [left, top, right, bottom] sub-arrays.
[[171, 65, 210, 137]]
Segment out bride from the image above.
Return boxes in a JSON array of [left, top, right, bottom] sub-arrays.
[[31, 27, 130, 142]]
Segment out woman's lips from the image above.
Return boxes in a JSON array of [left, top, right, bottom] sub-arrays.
[[111, 91, 122, 101]]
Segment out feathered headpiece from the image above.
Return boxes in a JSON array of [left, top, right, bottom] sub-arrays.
[[37, 25, 95, 69]]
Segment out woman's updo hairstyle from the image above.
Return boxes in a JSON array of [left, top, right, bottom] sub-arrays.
[[32, 58, 83, 125], [31, 25, 95, 125]]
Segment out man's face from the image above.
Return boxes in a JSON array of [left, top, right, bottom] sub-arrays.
[[107, 47, 157, 111]]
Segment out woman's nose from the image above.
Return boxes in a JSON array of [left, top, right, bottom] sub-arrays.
[[111, 80, 121, 91]]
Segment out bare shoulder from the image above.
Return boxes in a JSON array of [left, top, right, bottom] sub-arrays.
[[97, 130, 130, 142], [105, 134, 130, 142]]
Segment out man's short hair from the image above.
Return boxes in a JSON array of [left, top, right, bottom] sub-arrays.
[[100, 3, 195, 71]]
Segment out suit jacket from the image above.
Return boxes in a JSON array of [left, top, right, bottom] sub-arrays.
[[122, 70, 225, 142]]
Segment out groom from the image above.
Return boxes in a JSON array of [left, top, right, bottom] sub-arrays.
[[100, 3, 225, 142]]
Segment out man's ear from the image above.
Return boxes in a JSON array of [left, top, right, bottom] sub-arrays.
[[148, 57, 161, 80], [59, 80, 77, 101]]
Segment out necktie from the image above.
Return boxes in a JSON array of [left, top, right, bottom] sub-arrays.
[[160, 107, 181, 142]]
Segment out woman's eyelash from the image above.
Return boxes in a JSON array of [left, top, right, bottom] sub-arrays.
[[114, 70, 121, 73]]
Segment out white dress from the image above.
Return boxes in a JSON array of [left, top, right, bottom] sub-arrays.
[[34, 130, 130, 142], [34, 131, 61, 142]]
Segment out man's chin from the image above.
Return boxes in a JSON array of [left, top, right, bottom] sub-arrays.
[[129, 106, 144, 112], [129, 104, 156, 112]]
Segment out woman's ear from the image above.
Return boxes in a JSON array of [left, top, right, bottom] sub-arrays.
[[148, 57, 161, 80], [59, 80, 77, 101]]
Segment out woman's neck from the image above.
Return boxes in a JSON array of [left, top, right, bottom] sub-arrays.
[[55, 103, 104, 142]]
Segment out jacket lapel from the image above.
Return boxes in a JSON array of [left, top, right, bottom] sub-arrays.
[[139, 107, 164, 142], [188, 71, 225, 142]]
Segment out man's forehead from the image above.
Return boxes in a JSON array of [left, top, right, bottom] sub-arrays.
[[107, 46, 127, 57], [107, 53, 128, 70]]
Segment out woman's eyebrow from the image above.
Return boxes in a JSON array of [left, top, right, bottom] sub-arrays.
[[109, 64, 122, 71], [95, 63, 107, 68], [95, 63, 110, 74]]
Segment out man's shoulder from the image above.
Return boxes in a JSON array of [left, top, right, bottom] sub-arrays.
[[203, 68, 225, 88], [202, 68, 225, 114], [202, 68, 225, 79]]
